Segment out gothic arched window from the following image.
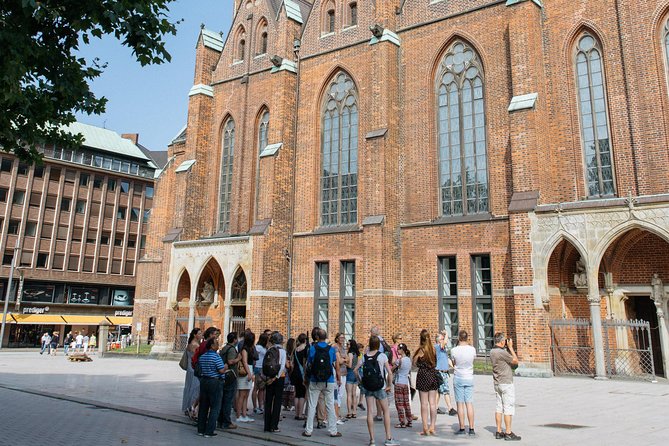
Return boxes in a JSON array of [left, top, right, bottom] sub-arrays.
[[321, 72, 358, 226], [258, 110, 269, 152], [219, 119, 235, 232], [437, 41, 488, 216], [575, 33, 615, 197], [256, 19, 268, 55]]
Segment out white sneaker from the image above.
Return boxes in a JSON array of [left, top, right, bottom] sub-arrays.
[[246, 417, 255, 422], [238, 416, 248, 423], [337, 420, 345, 425], [384, 439, 400, 446]]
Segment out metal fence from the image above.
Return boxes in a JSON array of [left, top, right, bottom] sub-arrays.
[[550, 319, 596, 376], [230, 316, 246, 335], [550, 318, 656, 380], [602, 319, 655, 379]]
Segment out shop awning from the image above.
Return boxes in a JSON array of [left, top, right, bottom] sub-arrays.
[[106, 317, 133, 326], [61, 315, 109, 325], [11, 314, 67, 324]]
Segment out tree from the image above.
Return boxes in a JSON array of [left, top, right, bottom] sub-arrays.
[[0, 0, 179, 162]]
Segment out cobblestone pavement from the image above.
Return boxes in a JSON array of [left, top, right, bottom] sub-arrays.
[[1, 351, 668, 445], [0, 386, 275, 446]]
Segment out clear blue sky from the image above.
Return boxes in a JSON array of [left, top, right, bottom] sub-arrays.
[[75, 1, 234, 152]]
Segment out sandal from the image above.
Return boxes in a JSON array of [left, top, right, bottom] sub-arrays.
[[419, 431, 430, 436], [351, 414, 357, 419], [395, 423, 406, 429]]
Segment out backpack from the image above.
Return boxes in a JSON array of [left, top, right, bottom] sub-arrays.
[[193, 358, 203, 378], [311, 344, 333, 382], [361, 352, 385, 392], [263, 346, 282, 379], [380, 339, 394, 363]]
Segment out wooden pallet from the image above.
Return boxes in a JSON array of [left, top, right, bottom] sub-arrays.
[[68, 353, 93, 362]]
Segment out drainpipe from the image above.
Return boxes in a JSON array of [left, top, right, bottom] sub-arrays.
[[286, 38, 302, 338]]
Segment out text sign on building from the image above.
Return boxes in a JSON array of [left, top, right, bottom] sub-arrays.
[[114, 310, 133, 317], [23, 306, 49, 314]]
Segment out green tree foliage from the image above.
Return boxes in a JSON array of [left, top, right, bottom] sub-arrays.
[[0, 0, 179, 161]]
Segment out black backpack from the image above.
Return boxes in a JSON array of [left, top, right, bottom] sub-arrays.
[[380, 339, 394, 363], [311, 344, 333, 382], [361, 352, 385, 392], [263, 346, 282, 379]]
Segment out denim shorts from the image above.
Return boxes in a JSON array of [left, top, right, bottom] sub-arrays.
[[253, 367, 262, 376], [361, 387, 387, 400], [453, 377, 474, 403]]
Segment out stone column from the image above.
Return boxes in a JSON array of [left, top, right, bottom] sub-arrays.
[[222, 285, 232, 337], [588, 278, 607, 379], [98, 320, 111, 357], [187, 286, 197, 335], [654, 302, 669, 378]]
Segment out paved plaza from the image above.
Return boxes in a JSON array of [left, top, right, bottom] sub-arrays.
[[0, 352, 667, 445]]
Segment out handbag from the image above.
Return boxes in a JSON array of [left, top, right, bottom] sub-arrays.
[[238, 360, 248, 377], [179, 350, 189, 371], [435, 369, 445, 387]]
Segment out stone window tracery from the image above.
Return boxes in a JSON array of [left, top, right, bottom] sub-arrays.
[[321, 72, 358, 226], [575, 32, 615, 197], [437, 40, 488, 217], [219, 119, 235, 232], [256, 19, 268, 55]]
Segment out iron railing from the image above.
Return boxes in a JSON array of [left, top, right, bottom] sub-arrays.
[[602, 319, 655, 380], [550, 319, 596, 376]]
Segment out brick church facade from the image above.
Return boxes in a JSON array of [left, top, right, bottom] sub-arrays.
[[134, 0, 669, 377]]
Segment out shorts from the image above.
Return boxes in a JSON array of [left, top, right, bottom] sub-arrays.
[[437, 371, 450, 395], [253, 367, 262, 376], [237, 376, 252, 390], [361, 387, 387, 400], [494, 383, 515, 415], [453, 377, 474, 403], [76, 344, 82, 348], [346, 369, 358, 384]]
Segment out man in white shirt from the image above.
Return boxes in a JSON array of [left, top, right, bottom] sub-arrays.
[[83, 333, 90, 353], [40, 333, 51, 355], [451, 330, 477, 436], [75, 332, 84, 353]]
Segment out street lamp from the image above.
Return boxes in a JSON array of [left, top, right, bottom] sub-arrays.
[[0, 239, 21, 350]]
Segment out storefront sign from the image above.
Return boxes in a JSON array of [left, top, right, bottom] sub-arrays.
[[112, 289, 134, 307], [22, 284, 55, 303], [114, 310, 133, 317], [22, 306, 49, 314], [69, 287, 99, 305]]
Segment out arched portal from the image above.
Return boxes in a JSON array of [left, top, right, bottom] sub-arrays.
[[174, 269, 192, 350], [546, 238, 595, 319], [230, 268, 248, 334], [597, 228, 669, 376], [195, 258, 226, 329]]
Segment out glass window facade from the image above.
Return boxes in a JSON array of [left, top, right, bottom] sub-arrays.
[[315, 262, 329, 331], [437, 41, 488, 216], [219, 119, 235, 232], [321, 72, 358, 226], [575, 33, 615, 197], [472, 254, 493, 353], [438, 256, 458, 347]]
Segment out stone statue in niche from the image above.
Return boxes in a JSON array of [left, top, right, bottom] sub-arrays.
[[200, 281, 215, 303], [651, 273, 665, 304], [574, 257, 588, 289]]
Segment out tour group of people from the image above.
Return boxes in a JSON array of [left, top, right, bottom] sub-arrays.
[[39, 331, 96, 356], [182, 325, 522, 444]]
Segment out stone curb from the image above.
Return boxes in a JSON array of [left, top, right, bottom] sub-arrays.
[[0, 383, 331, 446]]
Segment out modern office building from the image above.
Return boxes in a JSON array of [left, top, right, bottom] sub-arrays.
[[0, 122, 162, 347]]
